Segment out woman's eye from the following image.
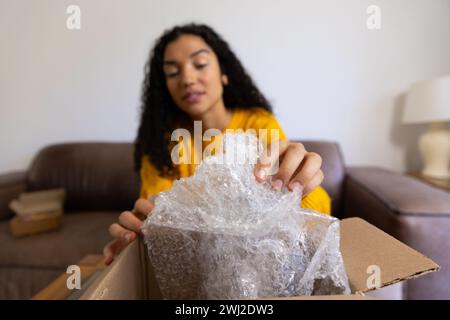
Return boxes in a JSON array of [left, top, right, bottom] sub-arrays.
[[195, 63, 208, 70], [166, 71, 179, 78]]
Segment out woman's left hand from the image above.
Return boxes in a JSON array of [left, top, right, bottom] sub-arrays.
[[254, 140, 324, 197]]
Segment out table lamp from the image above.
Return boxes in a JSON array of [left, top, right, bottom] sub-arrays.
[[403, 76, 450, 179]]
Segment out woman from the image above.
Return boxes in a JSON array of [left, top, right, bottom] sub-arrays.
[[103, 24, 330, 265]]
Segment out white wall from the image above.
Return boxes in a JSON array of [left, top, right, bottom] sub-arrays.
[[1, 0, 450, 174]]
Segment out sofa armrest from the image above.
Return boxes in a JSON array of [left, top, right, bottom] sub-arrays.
[[0, 171, 27, 221], [342, 166, 450, 220], [342, 166, 450, 299]]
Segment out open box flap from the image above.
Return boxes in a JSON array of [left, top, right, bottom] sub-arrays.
[[340, 217, 439, 293], [80, 217, 440, 300], [80, 239, 162, 300], [80, 240, 146, 300]]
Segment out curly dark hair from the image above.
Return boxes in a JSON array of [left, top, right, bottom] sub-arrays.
[[134, 23, 273, 176]]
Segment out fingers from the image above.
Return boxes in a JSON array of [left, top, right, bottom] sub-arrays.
[[103, 197, 156, 266], [105, 222, 137, 265], [133, 198, 155, 219], [119, 211, 144, 234], [103, 239, 118, 265], [103, 238, 128, 265], [111, 198, 155, 241], [287, 152, 323, 191], [270, 143, 307, 191], [254, 141, 324, 194], [302, 169, 324, 197], [109, 222, 137, 241], [254, 139, 288, 182]]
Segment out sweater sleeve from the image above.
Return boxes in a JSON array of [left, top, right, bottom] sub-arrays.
[[139, 156, 173, 199], [301, 186, 331, 215]]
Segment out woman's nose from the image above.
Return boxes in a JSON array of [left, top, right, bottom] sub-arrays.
[[181, 67, 196, 87], [182, 78, 195, 87]]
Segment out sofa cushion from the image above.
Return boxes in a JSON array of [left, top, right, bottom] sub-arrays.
[[0, 266, 62, 300], [0, 212, 118, 269]]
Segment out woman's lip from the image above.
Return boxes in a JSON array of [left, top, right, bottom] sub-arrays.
[[183, 92, 205, 103]]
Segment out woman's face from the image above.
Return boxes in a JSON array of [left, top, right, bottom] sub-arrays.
[[163, 34, 227, 118]]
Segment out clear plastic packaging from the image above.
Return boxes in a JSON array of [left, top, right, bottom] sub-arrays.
[[142, 133, 350, 299]]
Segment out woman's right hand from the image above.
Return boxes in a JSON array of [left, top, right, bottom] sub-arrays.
[[103, 197, 155, 265]]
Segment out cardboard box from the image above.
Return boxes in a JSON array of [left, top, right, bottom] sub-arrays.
[[80, 218, 439, 300], [9, 188, 65, 218], [8, 188, 65, 237], [9, 211, 63, 237]]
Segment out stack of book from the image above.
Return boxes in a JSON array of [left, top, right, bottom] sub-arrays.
[[8, 188, 66, 237]]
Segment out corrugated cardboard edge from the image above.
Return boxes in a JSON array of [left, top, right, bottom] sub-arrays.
[[355, 269, 439, 295], [80, 240, 162, 300], [79, 240, 143, 300], [261, 292, 374, 300]]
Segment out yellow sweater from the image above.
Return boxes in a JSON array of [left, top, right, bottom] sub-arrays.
[[140, 107, 331, 215]]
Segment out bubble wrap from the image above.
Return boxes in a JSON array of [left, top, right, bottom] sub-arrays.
[[142, 133, 350, 299]]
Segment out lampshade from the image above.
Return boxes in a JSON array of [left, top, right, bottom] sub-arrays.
[[403, 75, 450, 124]]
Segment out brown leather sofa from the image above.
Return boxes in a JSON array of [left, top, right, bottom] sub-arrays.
[[0, 143, 140, 299], [0, 141, 449, 299]]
